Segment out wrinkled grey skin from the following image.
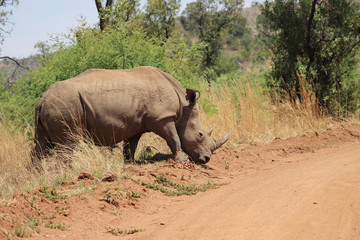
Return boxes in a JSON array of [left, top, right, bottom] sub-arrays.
[[32, 66, 230, 164]]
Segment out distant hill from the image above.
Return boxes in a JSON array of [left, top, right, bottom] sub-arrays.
[[242, 7, 260, 33], [0, 55, 41, 88]]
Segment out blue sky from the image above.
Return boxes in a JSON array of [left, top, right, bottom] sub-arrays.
[[1, 0, 261, 58]]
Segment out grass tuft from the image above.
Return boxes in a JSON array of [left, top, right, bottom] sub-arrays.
[[14, 224, 32, 238], [38, 186, 68, 202], [105, 226, 145, 235], [44, 221, 71, 231], [131, 175, 218, 196]]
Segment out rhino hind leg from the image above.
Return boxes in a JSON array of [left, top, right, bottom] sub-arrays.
[[123, 133, 142, 162]]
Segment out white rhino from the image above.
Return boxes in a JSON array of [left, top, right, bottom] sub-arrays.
[[32, 66, 230, 164]]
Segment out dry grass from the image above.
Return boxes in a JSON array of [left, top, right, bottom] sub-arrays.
[[0, 123, 125, 199], [0, 122, 172, 199], [200, 76, 331, 144], [0, 122, 35, 199], [0, 77, 332, 199]]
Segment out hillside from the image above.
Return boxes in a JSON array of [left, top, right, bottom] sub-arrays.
[[242, 6, 260, 33], [0, 55, 40, 87]]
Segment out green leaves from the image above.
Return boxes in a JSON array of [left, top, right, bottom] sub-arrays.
[[182, 0, 244, 70], [0, 20, 206, 129], [144, 0, 180, 39], [258, 0, 360, 115]]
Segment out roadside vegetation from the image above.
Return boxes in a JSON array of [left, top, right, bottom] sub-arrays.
[[0, 0, 359, 201]]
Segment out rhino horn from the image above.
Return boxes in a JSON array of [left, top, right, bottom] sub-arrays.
[[207, 128, 213, 136], [213, 130, 231, 151]]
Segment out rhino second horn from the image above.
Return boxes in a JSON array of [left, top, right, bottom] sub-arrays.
[[207, 128, 213, 136], [213, 130, 231, 151]]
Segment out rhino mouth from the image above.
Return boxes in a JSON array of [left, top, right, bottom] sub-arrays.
[[183, 130, 231, 164], [197, 155, 210, 164], [188, 153, 211, 164]]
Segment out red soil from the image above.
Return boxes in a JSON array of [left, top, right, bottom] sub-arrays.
[[1, 122, 360, 240]]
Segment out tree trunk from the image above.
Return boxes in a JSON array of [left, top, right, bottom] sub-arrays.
[[306, 0, 317, 73], [95, 0, 114, 31]]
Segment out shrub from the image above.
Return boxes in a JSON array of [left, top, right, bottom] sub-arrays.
[[0, 21, 205, 129]]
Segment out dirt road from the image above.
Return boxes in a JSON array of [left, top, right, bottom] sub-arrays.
[[129, 142, 360, 240], [1, 124, 360, 240]]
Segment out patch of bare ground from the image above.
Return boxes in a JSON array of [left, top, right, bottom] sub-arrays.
[[1, 122, 360, 239]]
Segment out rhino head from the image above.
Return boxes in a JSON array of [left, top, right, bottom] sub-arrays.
[[177, 89, 231, 164]]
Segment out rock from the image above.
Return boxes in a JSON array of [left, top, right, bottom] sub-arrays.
[[78, 172, 94, 180], [101, 171, 118, 182]]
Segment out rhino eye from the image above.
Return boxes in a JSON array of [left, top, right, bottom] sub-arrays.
[[198, 131, 204, 137]]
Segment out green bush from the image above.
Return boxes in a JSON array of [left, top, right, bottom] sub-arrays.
[[257, 0, 360, 115], [0, 22, 205, 129]]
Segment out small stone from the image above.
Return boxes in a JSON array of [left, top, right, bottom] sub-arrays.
[[78, 172, 94, 180], [101, 171, 118, 182]]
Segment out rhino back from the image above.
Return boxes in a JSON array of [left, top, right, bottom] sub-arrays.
[[41, 67, 182, 145]]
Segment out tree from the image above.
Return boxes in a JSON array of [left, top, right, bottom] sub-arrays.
[[0, 1, 29, 86], [107, 0, 139, 24], [34, 41, 51, 58], [95, 0, 140, 31], [144, 0, 180, 39], [257, 0, 360, 112], [182, 0, 244, 69], [0, 0, 19, 48], [95, 0, 113, 31]]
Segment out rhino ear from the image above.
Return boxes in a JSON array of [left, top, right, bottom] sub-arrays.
[[186, 88, 200, 104]]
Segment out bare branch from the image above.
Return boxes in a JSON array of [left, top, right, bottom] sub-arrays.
[[0, 56, 30, 70], [0, 25, 12, 35]]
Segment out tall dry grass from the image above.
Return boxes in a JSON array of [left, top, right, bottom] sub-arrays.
[[200, 76, 331, 144], [0, 122, 35, 199], [0, 122, 171, 199], [0, 123, 126, 199], [0, 76, 332, 199]]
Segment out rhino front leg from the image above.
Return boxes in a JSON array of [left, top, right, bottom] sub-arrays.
[[123, 133, 142, 163], [149, 118, 182, 157]]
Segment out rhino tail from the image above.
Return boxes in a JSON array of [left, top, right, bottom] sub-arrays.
[[32, 102, 51, 165]]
